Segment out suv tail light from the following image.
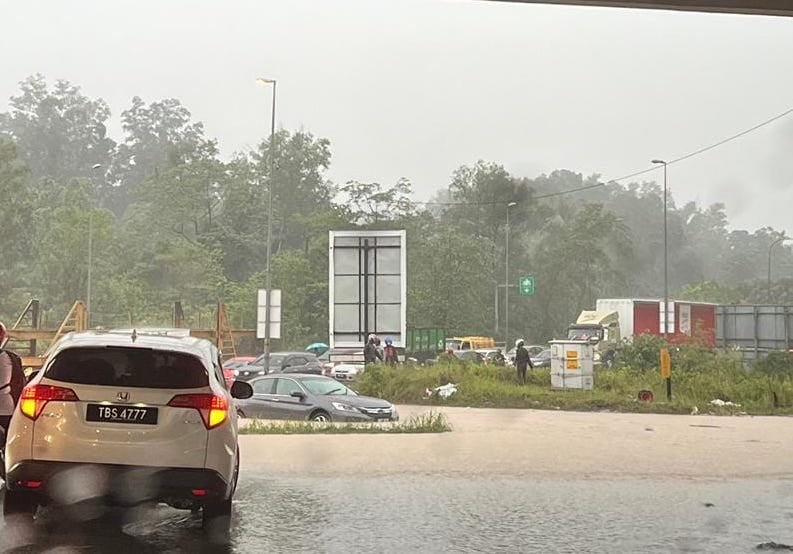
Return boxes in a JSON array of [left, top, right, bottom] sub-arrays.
[[168, 394, 228, 429], [20, 385, 80, 420]]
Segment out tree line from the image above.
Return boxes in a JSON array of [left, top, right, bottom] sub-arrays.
[[1, 74, 791, 349]]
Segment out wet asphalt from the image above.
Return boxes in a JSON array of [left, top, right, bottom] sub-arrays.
[[2, 474, 793, 553]]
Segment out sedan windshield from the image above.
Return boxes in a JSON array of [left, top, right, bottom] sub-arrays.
[[301, 378, 354, 396]]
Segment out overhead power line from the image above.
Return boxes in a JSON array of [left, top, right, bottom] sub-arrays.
[[417, 105, 793, 206]]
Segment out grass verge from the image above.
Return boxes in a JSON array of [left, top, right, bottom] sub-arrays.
[[239, 411, 451, 435], [353, 359, 793, 416]]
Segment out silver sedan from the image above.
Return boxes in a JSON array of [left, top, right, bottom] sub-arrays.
[[234, 373, 399, 423]]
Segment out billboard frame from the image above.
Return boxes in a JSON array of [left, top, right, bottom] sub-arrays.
[[328, 230, 407, 348]]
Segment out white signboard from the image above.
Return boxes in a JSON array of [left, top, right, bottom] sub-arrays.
[[329, 230, 407, 348], [256, 289, 282, 339], [679, 303, 692, 336], [659, 301, 675, 334]]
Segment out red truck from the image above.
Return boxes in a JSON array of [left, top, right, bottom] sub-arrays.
[[567, 298, 717, 355]]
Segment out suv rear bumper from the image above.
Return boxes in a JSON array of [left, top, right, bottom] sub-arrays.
[[6, 461, 230, 507]]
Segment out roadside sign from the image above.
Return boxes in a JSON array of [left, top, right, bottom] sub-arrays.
[[519, 275, 535, 296], [660, 347, 671, 379], [256, 289, 282, 339]]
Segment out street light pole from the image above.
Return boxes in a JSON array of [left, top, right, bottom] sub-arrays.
[[652, 159, 671, 401], [651, 160, 669, 340], [87, 163, 103, 327], [505, 202, 517, 350], [768, 236, 790, 301], [257, 77, 277, 373]]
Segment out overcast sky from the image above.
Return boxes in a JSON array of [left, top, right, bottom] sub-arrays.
[[2, 0, 793, 233]]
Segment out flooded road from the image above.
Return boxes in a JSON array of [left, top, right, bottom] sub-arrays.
[[3, 408, 793, 552], [3, 475, 793, 553]]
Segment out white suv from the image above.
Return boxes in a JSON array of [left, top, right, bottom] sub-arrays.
[[3, 329, 253, 539]]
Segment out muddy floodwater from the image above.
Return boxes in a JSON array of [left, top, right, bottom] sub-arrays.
[[2, 476, 793, 553], [3, 407, 793, 553]]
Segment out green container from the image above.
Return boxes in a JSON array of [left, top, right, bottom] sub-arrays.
[[406, 327, 445, 353]]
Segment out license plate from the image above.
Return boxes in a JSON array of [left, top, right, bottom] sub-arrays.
[[377, 417, 391, 422], [86, 404, 158, 425]]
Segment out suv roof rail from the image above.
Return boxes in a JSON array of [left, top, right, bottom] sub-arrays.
[[93, 328, 193, 339]]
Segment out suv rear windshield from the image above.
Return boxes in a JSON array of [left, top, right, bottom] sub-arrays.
[[45, 347, 209, 389]]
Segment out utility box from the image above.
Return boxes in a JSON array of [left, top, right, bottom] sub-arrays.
[[549, 340, 594, 390]]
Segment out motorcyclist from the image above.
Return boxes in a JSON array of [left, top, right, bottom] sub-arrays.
[[364, 334, 382, 364], [514, 339, 532, 385]]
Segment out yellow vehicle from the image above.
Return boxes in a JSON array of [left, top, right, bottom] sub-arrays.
[[445, 336, 496, 351]]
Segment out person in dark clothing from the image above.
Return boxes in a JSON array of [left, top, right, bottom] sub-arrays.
[[383, 337, 398, 366], [0, 321, 25, 449], [364, 334, 383, 365], [514, 339, 532, 385]]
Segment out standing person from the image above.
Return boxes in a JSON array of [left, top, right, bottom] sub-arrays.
[[363, 334, 382, 365], [514, 339, 532, 385], [0, 322, 25, 445], [383, 337, 398, 365]]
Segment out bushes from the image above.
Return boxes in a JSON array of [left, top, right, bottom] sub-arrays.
[[616, 335, 744, 375], [353, 354, 793, 415], [615, 334, 668, 372], [754, 351, 793, 379]]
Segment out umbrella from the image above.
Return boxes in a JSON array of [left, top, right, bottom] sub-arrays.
[[305, 342, 329, 354]]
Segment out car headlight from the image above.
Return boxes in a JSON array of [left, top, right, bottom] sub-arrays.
[[233, 369, 239, 376], [331, 402, 361, 413], [257, 370, 266, 375]]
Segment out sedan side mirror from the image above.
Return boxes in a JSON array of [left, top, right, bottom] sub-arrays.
[[290, 391, 306, 400], [230, 380, 254, 400]]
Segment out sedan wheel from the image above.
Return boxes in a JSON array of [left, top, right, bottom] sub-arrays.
[[311, 411, 331, 423]]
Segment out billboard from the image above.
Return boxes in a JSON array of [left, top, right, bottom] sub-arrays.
[[329, 230, 406, 348]]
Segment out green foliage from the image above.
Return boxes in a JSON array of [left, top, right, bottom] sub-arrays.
[[615, 334, 669, 372], [678, 281, 742, 304], [407, 227, 496, 333], [616, 335, 744, 377], [239, 412, 450, 434], [0, 139, 35, 317], [355, 361, 793, 415], [754, 351, 793, 379], [112, 96, 214, 216], [4, 73, 793, 360], [339, 179, 419, 226], [0, 75, 115, 183], [272, 250, 327, 347]]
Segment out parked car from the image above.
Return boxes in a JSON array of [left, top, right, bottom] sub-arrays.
[[331, 363, 365, 381], [507, 344, 546, 361], [235, 374, 398, 423], [234, 352, 322, 380], [477, 349, 507, 366], [454, 350, 485, 364], [427, 350, 485, 365], [317, 348, 364, 376], [223, 356, 256, 370], [3, 328, 254, 539], [223, 356, 256, 386], [530, 348, 552, 368]]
